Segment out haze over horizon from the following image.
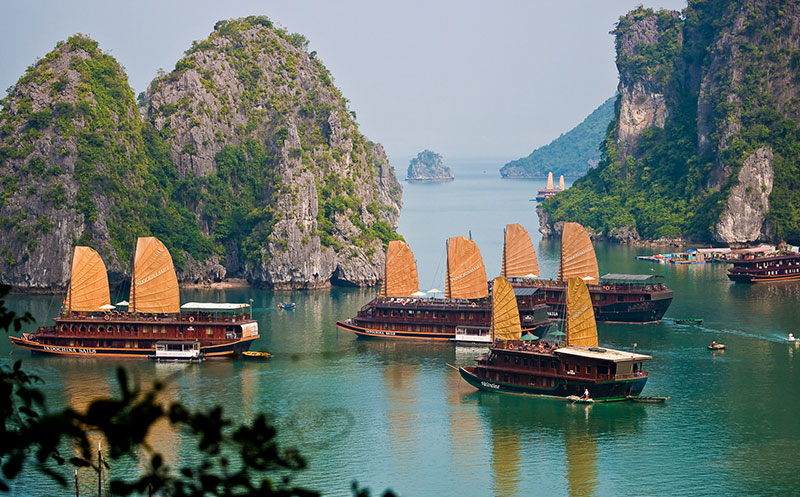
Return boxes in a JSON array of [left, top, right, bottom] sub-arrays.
[[1, 0, 686, 167]]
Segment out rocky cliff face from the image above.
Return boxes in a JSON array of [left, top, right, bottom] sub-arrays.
[[406, 150, 453, 182], [0, 36, 152, 290], [142, 17, 402, 289], [0, 17, 403, 291], [539, 1, 800, 245]]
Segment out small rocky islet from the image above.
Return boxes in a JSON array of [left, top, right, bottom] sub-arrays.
[[406, 150, 454, 182]]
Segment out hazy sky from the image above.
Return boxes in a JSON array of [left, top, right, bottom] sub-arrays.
[[1, 0, 686, 166]]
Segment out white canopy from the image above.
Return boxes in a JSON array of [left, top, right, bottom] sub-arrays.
[[99, 304, 116, 310], [181, 302, 250, 311]]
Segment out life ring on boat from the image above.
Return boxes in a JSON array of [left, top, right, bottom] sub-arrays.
[[104, 314, 110, 321], [508, 343, 514, 350], [188, 316, 195, 323], [603, 285, 610, 291]]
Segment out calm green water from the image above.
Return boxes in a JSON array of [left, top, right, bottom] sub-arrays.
[[4, 163, 800, 496]]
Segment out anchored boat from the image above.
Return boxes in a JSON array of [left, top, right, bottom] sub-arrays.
[[9, 237, 259, 358], [508, 222, 673, 323], [336, 238, 550, 342], [458, 276, 653, 401]]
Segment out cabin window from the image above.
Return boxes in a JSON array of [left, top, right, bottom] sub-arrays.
[[598, 365, 608, 375], [108, 326, 114, 333], [408, 310, 414, 316], [617, 295, 625, 302], [61, 325, 67, 332], [503, 375, 509, 383], [468, 313, 473, 320], [383, 309, 388, 316], [425, 311, 430, 317], [391, 310, 398, 317], [398, 310, 404, 317], [523, 358, 528, 366], [79, 325, 86, 332], [98, 326, 104, 332], [125, 325, 132, 332], [564, 362, 569, 371], [504, 356, 510, 363], [514, 375, 520, 383], [207, 329, 214, 336], [531, 358, 537, 368], [529, 377, 536, 386], [460, 312, 465, 320], [586, 365, 592, 374], [551, 360, 557, 369], [575, 364, 581, 373], [514, 357, 519, 365]]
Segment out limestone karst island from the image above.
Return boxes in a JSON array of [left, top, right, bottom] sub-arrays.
[[406, 149, 454, 182]]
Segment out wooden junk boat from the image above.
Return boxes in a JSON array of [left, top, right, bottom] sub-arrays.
[[727, 251, 800, 283], [535, 172, 565, 202], [458, 276, 653, 401], [336, 238, 551, 342], [508, 222, 673, 323], [9, 237, 259, 358]]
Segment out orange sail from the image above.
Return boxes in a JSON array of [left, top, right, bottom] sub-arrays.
[[566, 277, 598, 347], [66, 247, 110, 311], [546, 172, 554, 190], [446, 236, 488, 299], [501, 224, 539, 278], [558, 222, 599, 282], [382, 240, 419, 297], [491, 277, 522, 341], [131, 237, 180, 313]]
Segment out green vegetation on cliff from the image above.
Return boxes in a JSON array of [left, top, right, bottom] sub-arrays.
[[542, 1, 800, 243], [0, 17, 402, 288], [0, 35, 212, 270], [500, 97, 615, 179]]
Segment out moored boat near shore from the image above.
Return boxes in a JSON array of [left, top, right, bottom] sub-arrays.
[[727, 251, 800, 283], [9, 238, 259, 358], [458, 276, 652, 401], [336, 238, 551, 342], [507, 223, 673, 323]]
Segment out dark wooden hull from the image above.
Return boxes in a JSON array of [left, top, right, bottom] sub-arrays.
[[9, 311, 260, 359], [336, 319, 546, 342], [459, 365, 647, 402], [9, 334, 257, 358]]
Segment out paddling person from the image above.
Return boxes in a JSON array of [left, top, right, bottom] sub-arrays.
[[789, 333, 795, 340]]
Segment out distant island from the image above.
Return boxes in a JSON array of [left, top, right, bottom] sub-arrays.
[[500, 96, 615, 179], [406, 150, 454, 182]]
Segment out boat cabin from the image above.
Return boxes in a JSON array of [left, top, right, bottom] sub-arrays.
[[152, 341, 202, 361]]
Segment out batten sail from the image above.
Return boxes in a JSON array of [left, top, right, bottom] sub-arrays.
[[66, 247, 110, 311], [131, 237, 180, 313], [446, 236, 488, 299], [558, 222, 599, 282], [566, 277, 598, 347], [502, 224, 539, 278], [491, 277, 522, 341], [382, 240, 419, 297], [546, 172, 554, 190]]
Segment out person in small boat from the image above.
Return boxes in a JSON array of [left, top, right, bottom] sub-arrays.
[[790, 333, 795, 340], [582, 388, 590, 400], [711, 341, 717, 347]]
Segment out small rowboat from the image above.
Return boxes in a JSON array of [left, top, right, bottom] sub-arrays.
[[673, 318, 703, 324], [242, 351, 272, 360], [567, 395, 594, 404], [708, 343, 726, 350], [785, 336, 800, 343], [627, 396, 670, 403], [278, 302, 296, 309]]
